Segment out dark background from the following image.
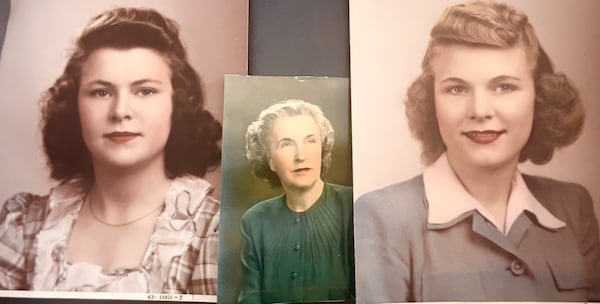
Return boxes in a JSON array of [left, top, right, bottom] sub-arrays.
[[249, 0, 349, 77], [0, 0, 8, 60]]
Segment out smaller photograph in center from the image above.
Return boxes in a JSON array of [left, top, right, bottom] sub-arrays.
[[218, 75, 354, 304]]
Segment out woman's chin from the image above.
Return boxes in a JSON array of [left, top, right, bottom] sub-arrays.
[[91, 154, 165, 174], [450, 151, 520, 172]]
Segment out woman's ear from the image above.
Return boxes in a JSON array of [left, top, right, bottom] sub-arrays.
[[268, 155, 275, 172]]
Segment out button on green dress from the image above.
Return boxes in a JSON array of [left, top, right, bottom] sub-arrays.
[[238, 183, 354, 303]]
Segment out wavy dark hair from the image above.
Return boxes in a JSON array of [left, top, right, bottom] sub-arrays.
[[405, 0, 584, 165], [41, 7, 222, 181], [245, 100, 335, 187]]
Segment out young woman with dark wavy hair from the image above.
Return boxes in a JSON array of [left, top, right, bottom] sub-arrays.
[[0, 7, 221, 294]]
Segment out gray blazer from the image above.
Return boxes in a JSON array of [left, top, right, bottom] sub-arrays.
[[354, 174, 600, 303]]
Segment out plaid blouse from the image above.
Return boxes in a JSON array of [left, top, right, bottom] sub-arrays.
[[0, 176, 219, 295]]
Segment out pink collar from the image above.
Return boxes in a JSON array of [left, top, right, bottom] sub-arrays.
[[423, 154, 565, 234]]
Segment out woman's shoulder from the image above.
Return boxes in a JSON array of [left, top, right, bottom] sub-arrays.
[[522, 174, 592, 204], [242, 194, 285, 221], [355, 175, 425, 209], [325, 182, 353, 201], [2, 178, 86, 214], [162, 175, 220, 239], [0, 192, 50, 289], [522, 174, 594, 220], [354, 175, 428, 225], [169, 175, 220, 212], [170, 175, 215, 196], [523, 174, 589, 192], [0, 179, 86, 250], [1, 179, 87, 224], [3, 191, 47, 208], [1, 192, 49, 225]]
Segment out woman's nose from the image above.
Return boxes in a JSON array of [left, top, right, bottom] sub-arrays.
[[468, 90, 494, 120], [295, 144, 307, 162], [110, 92, 133, 121]]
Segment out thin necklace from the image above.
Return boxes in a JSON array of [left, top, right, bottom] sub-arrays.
[[87, 194, 165, 227]]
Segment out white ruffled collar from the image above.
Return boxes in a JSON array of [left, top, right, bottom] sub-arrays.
[[32, 175, 213, 292]]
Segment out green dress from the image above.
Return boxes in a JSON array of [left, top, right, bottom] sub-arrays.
[[238, 183, 354, 303]]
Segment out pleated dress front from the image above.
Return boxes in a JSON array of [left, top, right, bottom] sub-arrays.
[[238, 183, 354, 303]]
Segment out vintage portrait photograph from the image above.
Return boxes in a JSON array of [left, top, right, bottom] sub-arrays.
[[350, 0, 600, 302], [218, 75, 353, 304], [0, 0, 247, 301]]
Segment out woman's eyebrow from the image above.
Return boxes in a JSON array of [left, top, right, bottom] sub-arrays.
[[81, 79, 114, 88], [80, 79, 164, 88], [438, 77, 467, 85], [489, 75, 522, 82], [131, 78, 165, 86], [276, 137, 292, 143]]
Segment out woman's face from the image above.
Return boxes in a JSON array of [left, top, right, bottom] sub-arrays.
[[267, 114, 323, 191], [77, 47, 173, 172], [431, 44, 535, 171]]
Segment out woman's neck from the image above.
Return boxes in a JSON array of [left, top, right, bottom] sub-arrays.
[[284, 179, 325, 212], [88, 158, 171, 221], [446, 153, 518, 231]]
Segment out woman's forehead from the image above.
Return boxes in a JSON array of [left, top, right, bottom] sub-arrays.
[[80, 47, 172, 83], [429, 43, 535, 80], [269, 115, 319, 139]]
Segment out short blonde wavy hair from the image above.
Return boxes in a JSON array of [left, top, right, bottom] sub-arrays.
[[406, 0, 585, 165], [245, 100, 335, 187]]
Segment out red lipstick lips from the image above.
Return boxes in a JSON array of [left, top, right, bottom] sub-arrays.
[[294, 168, 311, 173], [105, 131, 140, 143], [463, 130, 504, 144]]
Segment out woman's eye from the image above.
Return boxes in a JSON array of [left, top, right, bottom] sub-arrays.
[[137, 88, 157, 96], [278, 141, 292, 149], [495, 84, 517, 93], [447, 86, 467, 95], [307, 137, 318, 144], [90, 89, 111, 98]]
